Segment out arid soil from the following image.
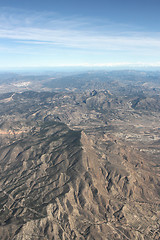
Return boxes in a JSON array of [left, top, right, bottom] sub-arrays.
[[0, 78, 160, 240]]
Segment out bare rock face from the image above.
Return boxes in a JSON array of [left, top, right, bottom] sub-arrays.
[[0, 76, 160, 239], [0, 118, 159, 240]]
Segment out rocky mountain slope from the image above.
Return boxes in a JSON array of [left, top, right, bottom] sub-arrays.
[[0, 72, 160, 239]]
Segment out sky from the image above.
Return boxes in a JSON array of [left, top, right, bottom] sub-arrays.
[[0, 0, 160, 69]]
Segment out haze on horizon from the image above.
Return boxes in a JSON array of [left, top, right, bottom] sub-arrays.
[[0, 0, 160, 70]]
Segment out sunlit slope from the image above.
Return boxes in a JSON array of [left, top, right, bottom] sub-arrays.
[[0, 120, 159, 239], [0, 87, 159, 239]]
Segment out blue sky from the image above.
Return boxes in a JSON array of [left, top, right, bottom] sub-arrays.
[[0, 0, 160, 69]]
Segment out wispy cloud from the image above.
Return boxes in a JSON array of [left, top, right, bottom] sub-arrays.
[[37, 62, 160, 67], [1, 25, 160, 53], [0, 7, 160, 67], [0, 8, 159, 50]]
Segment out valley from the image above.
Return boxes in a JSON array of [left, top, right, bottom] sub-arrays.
[[0, 70, 159, 239]]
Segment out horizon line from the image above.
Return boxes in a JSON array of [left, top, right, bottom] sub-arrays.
[[1, 62, 160, 69]]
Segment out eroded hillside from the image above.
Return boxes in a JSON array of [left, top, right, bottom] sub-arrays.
[[0, 77, 160, 240]]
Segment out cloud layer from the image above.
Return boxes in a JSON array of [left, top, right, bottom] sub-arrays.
[[0, 8, 160, 67]]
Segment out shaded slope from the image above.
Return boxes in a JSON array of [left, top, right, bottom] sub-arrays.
[[0, 89, 159, 240], [0, 120, 159, 240], [0, 120, 83, 239]]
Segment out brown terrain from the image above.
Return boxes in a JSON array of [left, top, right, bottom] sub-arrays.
[[0, 71, 160, 240]]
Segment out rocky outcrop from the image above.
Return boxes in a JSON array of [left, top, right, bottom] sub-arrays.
[[0, 88, 159, 239]]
